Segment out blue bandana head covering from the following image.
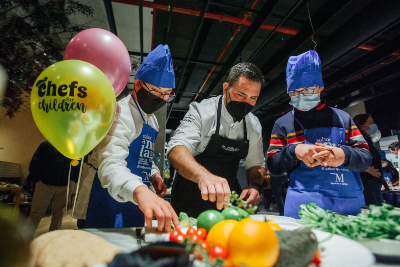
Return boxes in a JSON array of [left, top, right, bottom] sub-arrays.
[[134, 44, 175, 88], [286, 50, 324, 92], [380, 151, 386, 160]]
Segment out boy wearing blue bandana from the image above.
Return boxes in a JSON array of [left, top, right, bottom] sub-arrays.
[[77, 45, 180, 232], [267, 50, 372, 218]]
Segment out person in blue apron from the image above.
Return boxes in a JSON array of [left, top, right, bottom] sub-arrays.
[[84, 45, 180, 232], [266, 50, 373, 218], [167, 63, 266, 218]]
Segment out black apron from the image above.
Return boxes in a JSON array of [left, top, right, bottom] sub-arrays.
[[171, 97, 250, 217]]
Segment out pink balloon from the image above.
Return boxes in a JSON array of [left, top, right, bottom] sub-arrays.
[[64, 28, 131, 97]]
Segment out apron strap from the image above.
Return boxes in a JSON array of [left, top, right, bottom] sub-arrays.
[[216, 96, 223, 135], [216, 96, 247, 140], [131, 93, 146, 123], [330, 108, 346, 143], [292, 109, 305, 130]]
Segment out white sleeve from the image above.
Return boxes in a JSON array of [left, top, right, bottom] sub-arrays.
[[242, 117, 265, 169], [166, 103, 202, 156], [97, 112, 145, 205], [151, 161, 160, 177]]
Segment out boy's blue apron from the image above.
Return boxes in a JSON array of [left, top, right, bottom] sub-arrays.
[[284, 108, 365, 219], [85, 94, 158, 228]]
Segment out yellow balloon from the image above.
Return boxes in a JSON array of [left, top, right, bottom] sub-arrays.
[[31, 60, 116, 159]]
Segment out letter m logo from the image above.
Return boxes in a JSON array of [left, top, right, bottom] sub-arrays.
[[330, 173, 344, 182]]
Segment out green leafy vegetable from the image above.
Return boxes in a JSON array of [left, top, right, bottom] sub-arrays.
[[223, 191, 257, 216], [172, 212, 197, 229], [298, 203, 400, 241]]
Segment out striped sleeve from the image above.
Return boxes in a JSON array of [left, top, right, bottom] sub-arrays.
[[266, 121, 299, 175], [267, 133, 286, 158], [339, 116, 372, 172], [346, 125, 369, 150]]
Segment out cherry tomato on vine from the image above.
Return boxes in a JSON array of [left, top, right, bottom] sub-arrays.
[[169, 229, 185, 243], [187, 227, 200, 241], [200, 241, 210, 252], [209, 245, 229, 260], [196, 228, 207, 241]]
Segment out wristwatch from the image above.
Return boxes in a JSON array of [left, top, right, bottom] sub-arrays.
[[248, 182, 262, 194]]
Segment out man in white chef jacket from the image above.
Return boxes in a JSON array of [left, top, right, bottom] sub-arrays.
[[74, 45, 180, 232], [167, 63, 266, 217]]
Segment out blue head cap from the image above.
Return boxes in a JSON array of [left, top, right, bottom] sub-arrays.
[[286, 50, 324, 92], [380, 151, 386, 160], [134, 44, 175, 88]]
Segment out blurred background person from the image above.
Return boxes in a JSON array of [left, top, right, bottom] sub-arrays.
[[381, 151, 399, 187], [388, 142, 400, 170], [353, 114, 384, 206], [269, 171, 288, 216], [25, 141, 80, 236]]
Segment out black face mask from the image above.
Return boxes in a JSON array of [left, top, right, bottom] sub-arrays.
[[225, 91, 253, 122], [135, 87, 166, 114]]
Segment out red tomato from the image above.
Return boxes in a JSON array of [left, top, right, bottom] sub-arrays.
[[209, 245, 229, 260], [187, 227, 196, 235], [312, 249, 321, 266], [200, 241, 210, 252], [196, 228, 207, 241], [195, 253, 204, 261], [187, 226, 200, 241], [169, 229, 185, 243]]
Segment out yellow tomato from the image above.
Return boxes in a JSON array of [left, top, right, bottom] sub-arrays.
[[267, 222, 282, 231], [206, 219, 238, 248], [227, 219, 279, 267]]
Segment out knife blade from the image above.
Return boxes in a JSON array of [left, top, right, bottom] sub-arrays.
[[136, 227, 143, 248]]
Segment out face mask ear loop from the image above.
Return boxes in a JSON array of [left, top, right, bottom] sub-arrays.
[[226, 87, 231, 106]]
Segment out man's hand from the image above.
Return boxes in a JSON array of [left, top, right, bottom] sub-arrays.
[[198, 174, 231, 210], [240, 186, 260, 205], [295, 144, 333, 167], [150, 173, 167, 198], [313, 143, 345, 167], [365, 166, 381, 178], [133, 186, 180, 233]]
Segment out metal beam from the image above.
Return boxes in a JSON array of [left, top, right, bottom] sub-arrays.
[[325, 59, 400, 103], [202, 0, 280, 99], [248, 0, 304, 63], [103, 0, 118, 35], [128, 51, 223, 66], [166, 0, 211, 121], [257, 0, 351, 78], [112, 0, 298, 35], [173, 17, 215, 104], [139, 0, 144, 62], [323, 33, 400, 87], [253, 0, 400, 113], [329, 76, 400, 109]]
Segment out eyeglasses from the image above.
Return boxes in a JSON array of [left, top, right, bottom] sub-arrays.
[[142, 82, 175, 102], [289, 86, 318, 96]]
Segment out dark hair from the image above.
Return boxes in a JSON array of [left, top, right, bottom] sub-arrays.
[[227, 63, 264, 86], [388, 142, 400, 151], [353, 114, 372, 135]]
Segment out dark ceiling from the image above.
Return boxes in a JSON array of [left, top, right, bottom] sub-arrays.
[[109, 0, 400, 135]]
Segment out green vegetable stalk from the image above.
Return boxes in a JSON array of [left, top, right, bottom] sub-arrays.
[[298, 203, 400, 241]]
